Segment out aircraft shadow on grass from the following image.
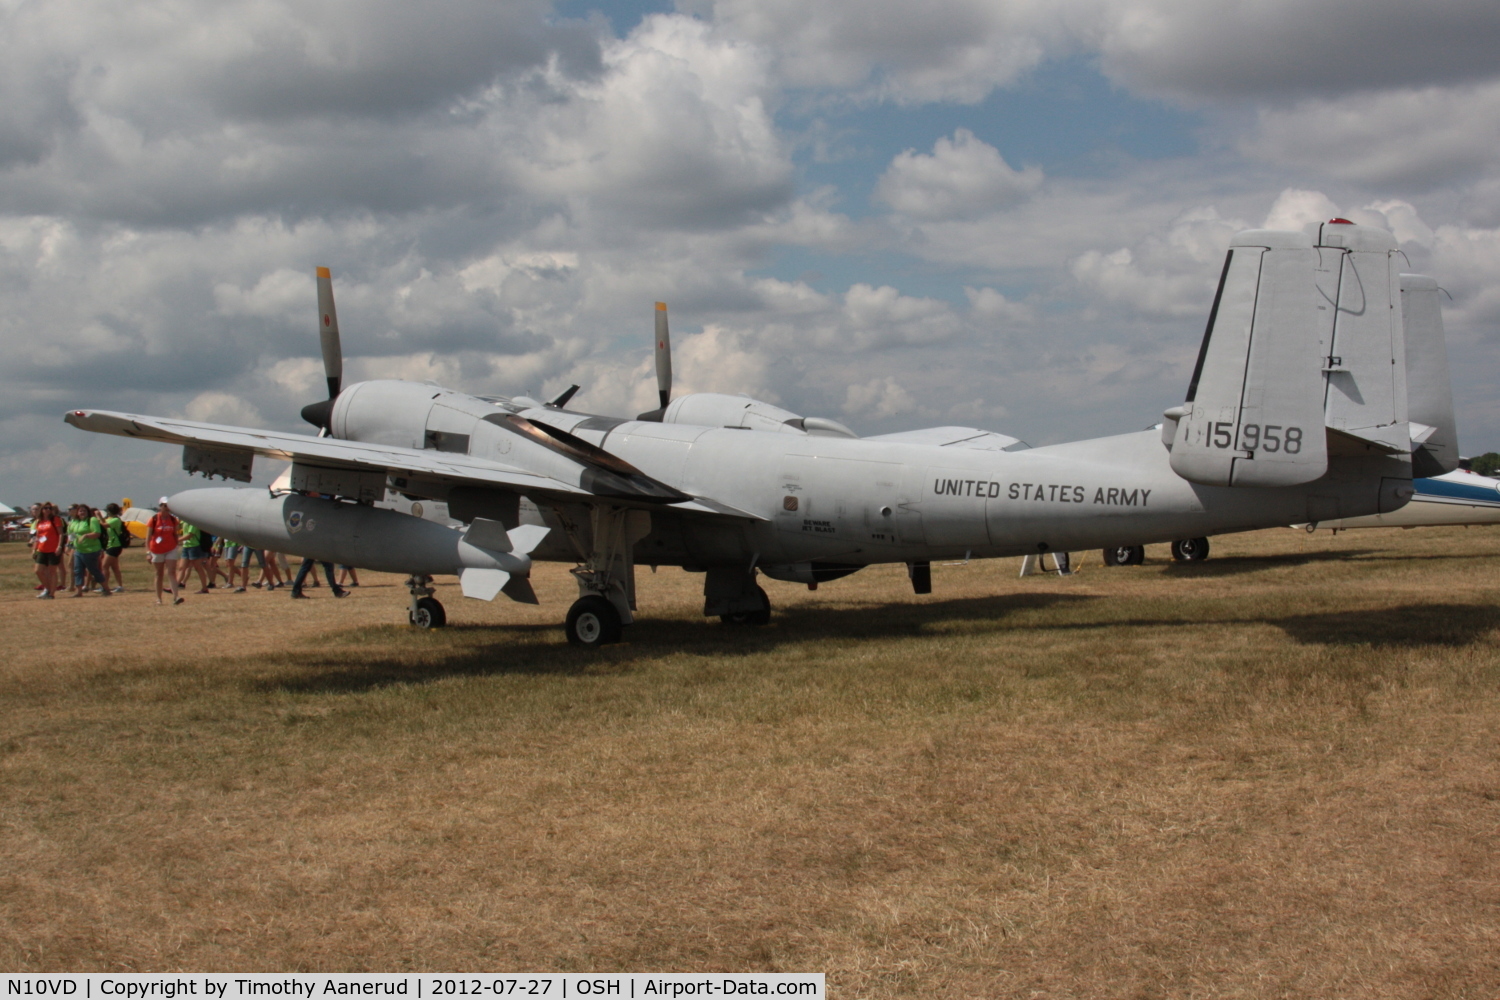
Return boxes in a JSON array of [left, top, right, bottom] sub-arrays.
[[1158, 547, 1500, 578], [261, 591, 1098, 694], [1271, 603, 1500, 648], [1039, 602, 1500, 650], [260, 595, 1500, 695], [1156, 549, 1381, 577]]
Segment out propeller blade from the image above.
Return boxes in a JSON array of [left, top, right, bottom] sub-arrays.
[[315, 266, 343, 399], [654, 301, 672, 410]]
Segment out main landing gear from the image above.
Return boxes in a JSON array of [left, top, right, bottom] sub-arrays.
[[561, 505, 652, 648], [1100, 537, 1212, 566], [705, 565, 771, 626], [1170, 537, 1211, 562], [1102, 545, 1145, 566], [565, 594, 623, 647], [405, 575, 447, 628]]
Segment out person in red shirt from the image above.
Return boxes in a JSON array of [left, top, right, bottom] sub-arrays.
[[30, 502, 65, 598], [145, 496, 185, 606]]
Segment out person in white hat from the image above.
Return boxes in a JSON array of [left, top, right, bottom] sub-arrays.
[[145, 497, 184, 605]]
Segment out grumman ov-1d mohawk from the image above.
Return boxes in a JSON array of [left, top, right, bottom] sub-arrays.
[[66, 221, 1458, 646]]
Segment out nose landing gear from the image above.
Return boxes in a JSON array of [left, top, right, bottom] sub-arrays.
[[405, 575, 446, 628]]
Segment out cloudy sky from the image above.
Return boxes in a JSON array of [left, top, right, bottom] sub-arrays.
[[5, 0, 1500, 505]]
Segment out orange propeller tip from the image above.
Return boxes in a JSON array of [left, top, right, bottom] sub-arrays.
[[316, 266, 332, 278]]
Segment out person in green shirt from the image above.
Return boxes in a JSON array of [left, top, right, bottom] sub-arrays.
[[176, 519, 212, 594], [67, 504, 110, 597], [100, 503, 127, 593]]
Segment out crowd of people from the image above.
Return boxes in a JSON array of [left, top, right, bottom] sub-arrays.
[[26, 497, 360, 604]]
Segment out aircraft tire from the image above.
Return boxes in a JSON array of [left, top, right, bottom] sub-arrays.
[[1170, 537, 1211, 562], [721, 585, 771, 626], [566, 595, 623, 647], [1102, 545, 1145, 566], [410, 596, 447, 629]]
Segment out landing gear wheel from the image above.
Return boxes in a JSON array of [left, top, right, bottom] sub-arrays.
[[1170, 537, 1211, 562], [720, 585, 771, 626], [566, 595, 623, 648], [1102, 545, 1145, 566], [410, 596, 446, 629]]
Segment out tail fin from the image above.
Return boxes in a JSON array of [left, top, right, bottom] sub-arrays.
[[1314, 222, 1408, 452], [1401, 274, 1459, 477], [457, 522, 550, 603], [1167, 229, 1328, 487]]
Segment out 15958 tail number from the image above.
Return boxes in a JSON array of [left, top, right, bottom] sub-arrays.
[[1204, 421, 1303, 454]]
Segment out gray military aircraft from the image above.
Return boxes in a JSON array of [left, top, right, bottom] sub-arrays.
[[65, 222, 1457, 646]]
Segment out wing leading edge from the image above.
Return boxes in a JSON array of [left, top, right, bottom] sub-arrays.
[[64, 409, 762, 521]]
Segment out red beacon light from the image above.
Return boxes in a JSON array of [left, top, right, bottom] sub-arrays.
[[1328, 218, 1354, 225]]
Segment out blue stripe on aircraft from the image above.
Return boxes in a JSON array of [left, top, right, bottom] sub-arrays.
[[1414, 477, 1500, 507]]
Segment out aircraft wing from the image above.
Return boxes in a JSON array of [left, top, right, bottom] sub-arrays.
[[64, 409, 762, 520], [865, 425, 1026, 451]]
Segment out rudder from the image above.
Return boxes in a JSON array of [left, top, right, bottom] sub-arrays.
[[1401, 273, 1459, 477]]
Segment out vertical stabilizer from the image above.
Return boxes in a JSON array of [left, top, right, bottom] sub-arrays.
[[1315, 222, 1408, 451], [1401, 273, 1459, 476], [1168, 229, 1328, 487]]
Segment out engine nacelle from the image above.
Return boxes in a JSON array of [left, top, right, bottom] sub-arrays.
[[332, 379, 442, 449]]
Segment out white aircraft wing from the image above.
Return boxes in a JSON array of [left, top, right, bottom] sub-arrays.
[[64, 409, 762, 521], [864, 426, 1025, 451]]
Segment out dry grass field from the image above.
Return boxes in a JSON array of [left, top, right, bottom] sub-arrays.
[[2, 527, 1499, 996]]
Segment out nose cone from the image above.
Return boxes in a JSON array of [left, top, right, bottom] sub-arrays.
[[301, 397, 335, 431], [167, 488, 246, 536]]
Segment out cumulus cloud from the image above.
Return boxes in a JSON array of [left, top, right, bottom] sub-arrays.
[[1071, 205, 1247, 318], [843, 376, 918, 419], [7, 0, 1500, 502], [685, 0, 1060, 104], [1260, 188, 1344, 232], [516, 15, 795, 229], [875, 130, 1042, 220], [181, 391, 263, 427], [1091, 0, 1500, 100], [1244, 81, 1500, 188]]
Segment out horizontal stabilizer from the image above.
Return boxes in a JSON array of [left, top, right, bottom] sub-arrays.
[[1169, 229, 1328, 487]]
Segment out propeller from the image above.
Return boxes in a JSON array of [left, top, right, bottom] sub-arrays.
[[636, 301, 673, 421], [300, 266, 343, 432]]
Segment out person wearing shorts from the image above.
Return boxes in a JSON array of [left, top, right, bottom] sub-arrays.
[[100, 503, 127, 592], [31, 503, 64, 598], [233, 543, 263, 592], [146, 497, 184, 605], [258, 549, 285, 590], [177, 520, 211, 594]]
